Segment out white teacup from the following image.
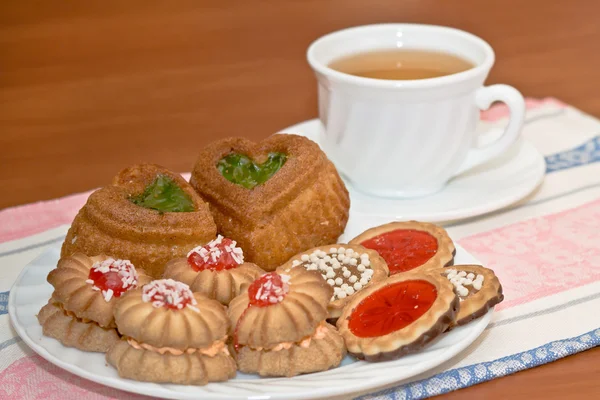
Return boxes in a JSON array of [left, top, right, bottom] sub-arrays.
[[307, 24, 525, 198]]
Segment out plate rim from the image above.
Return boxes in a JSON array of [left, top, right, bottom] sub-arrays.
[[9, 243, 492, 400]]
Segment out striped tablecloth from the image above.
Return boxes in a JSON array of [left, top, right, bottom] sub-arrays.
[[2, 98, 600, 399]]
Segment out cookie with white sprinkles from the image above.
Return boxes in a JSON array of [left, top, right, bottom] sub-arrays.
[[437, 264, 503, 326], [280, 244, 389, 320]]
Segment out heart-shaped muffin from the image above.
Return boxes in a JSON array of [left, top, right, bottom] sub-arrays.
[[190, 134, 350, 270], [61, 164, 217, 278]]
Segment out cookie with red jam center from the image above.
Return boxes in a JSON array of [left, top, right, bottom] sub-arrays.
[[228, 268, 346, 376], [47, 253, 152, 329], [349, 221, 455, 275], [337, 271, 458, 362], [163, 235, 265, 305], [106, 279, 237, 385]]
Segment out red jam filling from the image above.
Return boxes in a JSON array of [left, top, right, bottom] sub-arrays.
[[187, 236, 243, 272], [233, 272, 291, 352], [248, 272, 290, 307], [87, 259, 137, 298], [361, 229, 438, 274], [348, 280, 437, 338]]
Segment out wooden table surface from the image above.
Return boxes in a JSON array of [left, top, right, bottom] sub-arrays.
[[1, 1, 599, 398]]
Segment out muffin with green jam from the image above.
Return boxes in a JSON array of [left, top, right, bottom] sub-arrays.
[[61, 164, 217, 278], [190, 134, 350, 271]]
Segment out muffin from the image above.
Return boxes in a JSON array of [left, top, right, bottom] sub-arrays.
[[190, 134, 350, 271]]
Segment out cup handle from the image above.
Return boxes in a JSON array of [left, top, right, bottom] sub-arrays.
[[454, 84, 526, 176]]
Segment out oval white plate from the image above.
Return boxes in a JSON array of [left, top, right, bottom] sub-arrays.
[[280, 119, 546, 224], [9, 242, 491, 400]]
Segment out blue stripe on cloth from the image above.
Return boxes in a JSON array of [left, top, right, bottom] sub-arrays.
[[545, 136, 600, 174], [0, 291, 8, 316], [0, 337, 21, 352], [357, 328, 600, 400], [0, 235, 65, 258]]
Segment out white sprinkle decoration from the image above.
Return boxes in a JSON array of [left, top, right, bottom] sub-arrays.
[[103, 288, 114, 302], [187, 235, 244, 265], [251, 274, 291, 305], [87, 258, 139, 302], [443, 269, 485, 297], [142, 279, 198, 312], [292, 247, 375, 301]]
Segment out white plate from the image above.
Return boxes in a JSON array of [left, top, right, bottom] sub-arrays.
[[280, 119, 546, 224], [9, 242, 491, 400]]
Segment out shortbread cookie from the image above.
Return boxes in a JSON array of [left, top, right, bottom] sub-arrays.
[[349, 221, 455, 275], [47, 253, 151, 328], [37, 301, 119, 353], [163, 235, 265, 305], [234, 322, 346, 377], [337, 271, 458, 362], [439, 265, 503, 326], [106, 279, 236, 385], [228, 269, 346, 376], [278, 244, 389, 320]]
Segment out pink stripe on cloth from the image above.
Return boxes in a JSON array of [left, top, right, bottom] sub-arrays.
[[480, 97, 566, 122], [0, 173, 193, 243], [0, 191, 92, 243], [459, 196, 600, 310], [0, 355, 152, 400]]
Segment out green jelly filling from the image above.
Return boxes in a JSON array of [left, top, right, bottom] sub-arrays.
[[217, 152, 287, 189], [129, 174, 195, 213]]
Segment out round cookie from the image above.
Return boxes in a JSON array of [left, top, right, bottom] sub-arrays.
[[228, 269, 346, 376], [278, 244, 389, 320], [349, 221, 455, 275], [106, 279, 236, 385], [163, 235, 265, 305], [438, 265, 504, 326], [337, 271, 458, 362], [47, 253, 152, 328], [37, 300, 119, 353]]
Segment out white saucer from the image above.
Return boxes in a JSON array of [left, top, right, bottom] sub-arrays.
[[280, 119, 546, 227]]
